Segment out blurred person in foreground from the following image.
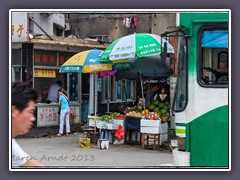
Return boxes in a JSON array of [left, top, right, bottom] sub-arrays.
[[12, 82, 43, 167]]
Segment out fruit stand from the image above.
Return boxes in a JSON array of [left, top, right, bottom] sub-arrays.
[[88, 113, 126, 144], [86, 95, 171, 149]]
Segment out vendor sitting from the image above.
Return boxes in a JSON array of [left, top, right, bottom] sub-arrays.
[[154, 88, 168, 101]]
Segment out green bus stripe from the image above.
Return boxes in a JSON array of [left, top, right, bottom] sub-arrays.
[[176, 129, 186, 134], [175, 123, 186, 127]]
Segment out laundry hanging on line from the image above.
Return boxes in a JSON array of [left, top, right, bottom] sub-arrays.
[[123, 17, 137, 29]]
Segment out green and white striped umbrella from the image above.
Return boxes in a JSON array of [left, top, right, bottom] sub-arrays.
[[99, 33, 174, 61]]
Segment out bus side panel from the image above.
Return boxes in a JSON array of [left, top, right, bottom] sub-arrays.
[[189, 105, 229, 167]]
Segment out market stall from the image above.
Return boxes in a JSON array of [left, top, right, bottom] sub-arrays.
[[32, 50, 82, 127], [87, 102, 170, 149], [91, 33, 175, 149]]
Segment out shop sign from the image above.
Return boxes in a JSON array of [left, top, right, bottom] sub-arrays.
[[34, 51, 57, 66], [37, 105, 80, 127], [69, 106, 80, 124], [34, 69, 56, 78], [37, 107, 59, 127], [83, 64, 112, 73], [11, 12, 27, 42]]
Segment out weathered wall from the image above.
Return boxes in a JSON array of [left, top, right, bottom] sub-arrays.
[[68, 13, 176, 43], [28, 13, 65, 36], [151, 13, 176, 35], [68, 13, 178, 76]]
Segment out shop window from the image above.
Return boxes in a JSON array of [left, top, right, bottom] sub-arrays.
[[34, 71, 66, 103], [69, 73, 78, 101], [12, 49, 21, 65], [101, 76, 136, 103], [198, 27, 228, 87], [12, 66, 21, 82], [12, 49, 26, 82], [116, 80, 123, 101]]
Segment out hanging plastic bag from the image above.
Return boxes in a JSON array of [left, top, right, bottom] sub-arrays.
[[114, 125, 124, 139]]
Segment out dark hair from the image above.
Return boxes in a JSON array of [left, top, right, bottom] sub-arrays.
[[58, 88, 63, 93], [12, 82, 38, 112], [56, 81, 62, 86]]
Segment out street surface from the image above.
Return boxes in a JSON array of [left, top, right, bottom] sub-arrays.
[[15, 133, 174, 169]]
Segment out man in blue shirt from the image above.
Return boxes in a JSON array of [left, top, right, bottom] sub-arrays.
[[46, 81, 63, 103]]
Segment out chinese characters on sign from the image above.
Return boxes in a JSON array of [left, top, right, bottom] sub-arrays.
[[70, 106, 80, 124], [34, 69, 56, 78], [34, 52, 57, 66], [37, 107, 59, 127], [37, 106, 80, 127], [12, 12, 27, 42]]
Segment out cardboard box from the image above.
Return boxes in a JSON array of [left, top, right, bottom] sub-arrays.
[[107, 123, 114, 130], [113, 119, 124, 129], [88, 115, 98, 127], [97, 121, 106, 129], [177, 137, 186, 151], [141, 119, 161, 127], [141, 127, 160, 134], [97, 121, 114, 130], [140, 119, 168, 134], [171, 139, 178, 148]]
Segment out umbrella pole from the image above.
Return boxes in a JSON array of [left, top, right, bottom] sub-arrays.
[[140, 80, 145, 109], [107, 76, 110, 113], [94, 72, 98, 133], [138, 58, 145, 110]]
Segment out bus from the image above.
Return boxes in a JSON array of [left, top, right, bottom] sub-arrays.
[[162, 12, 229, 167]]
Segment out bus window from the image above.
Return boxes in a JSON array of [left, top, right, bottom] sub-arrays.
[[199, 28, 228, 86], [174, 35, 188, 112]]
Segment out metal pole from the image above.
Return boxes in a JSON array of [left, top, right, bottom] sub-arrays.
[[107, 76, 110, 112], [94, 72, 98, 132], [79, 73, 82, 124], [28, 16, 53, 40], [138, 58, 145, 109]]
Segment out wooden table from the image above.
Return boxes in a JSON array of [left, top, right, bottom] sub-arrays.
[[141, 133, 160, 150]]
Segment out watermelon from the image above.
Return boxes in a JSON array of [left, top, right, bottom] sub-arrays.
[[162, 106, 169, 111], [149, 103, 155, 111], [164, 101, 170, 106], [159, 102, 164, 108], [153, 100, 160, 106], [153, 107, 160, 113], [160, 109, 167, 115]]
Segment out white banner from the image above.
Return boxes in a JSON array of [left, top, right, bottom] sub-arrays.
[[11, 12, 28, 42]]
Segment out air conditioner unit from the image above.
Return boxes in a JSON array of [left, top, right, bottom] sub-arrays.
[[65, 23, 70, 31]]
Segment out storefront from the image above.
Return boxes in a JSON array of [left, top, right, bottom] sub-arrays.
[[12, 39, 107, 127]]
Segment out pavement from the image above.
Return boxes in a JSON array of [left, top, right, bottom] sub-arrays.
[[15, 132, 174, 169]]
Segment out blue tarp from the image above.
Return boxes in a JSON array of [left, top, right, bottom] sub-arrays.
[[202, 31, 228, 48]]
